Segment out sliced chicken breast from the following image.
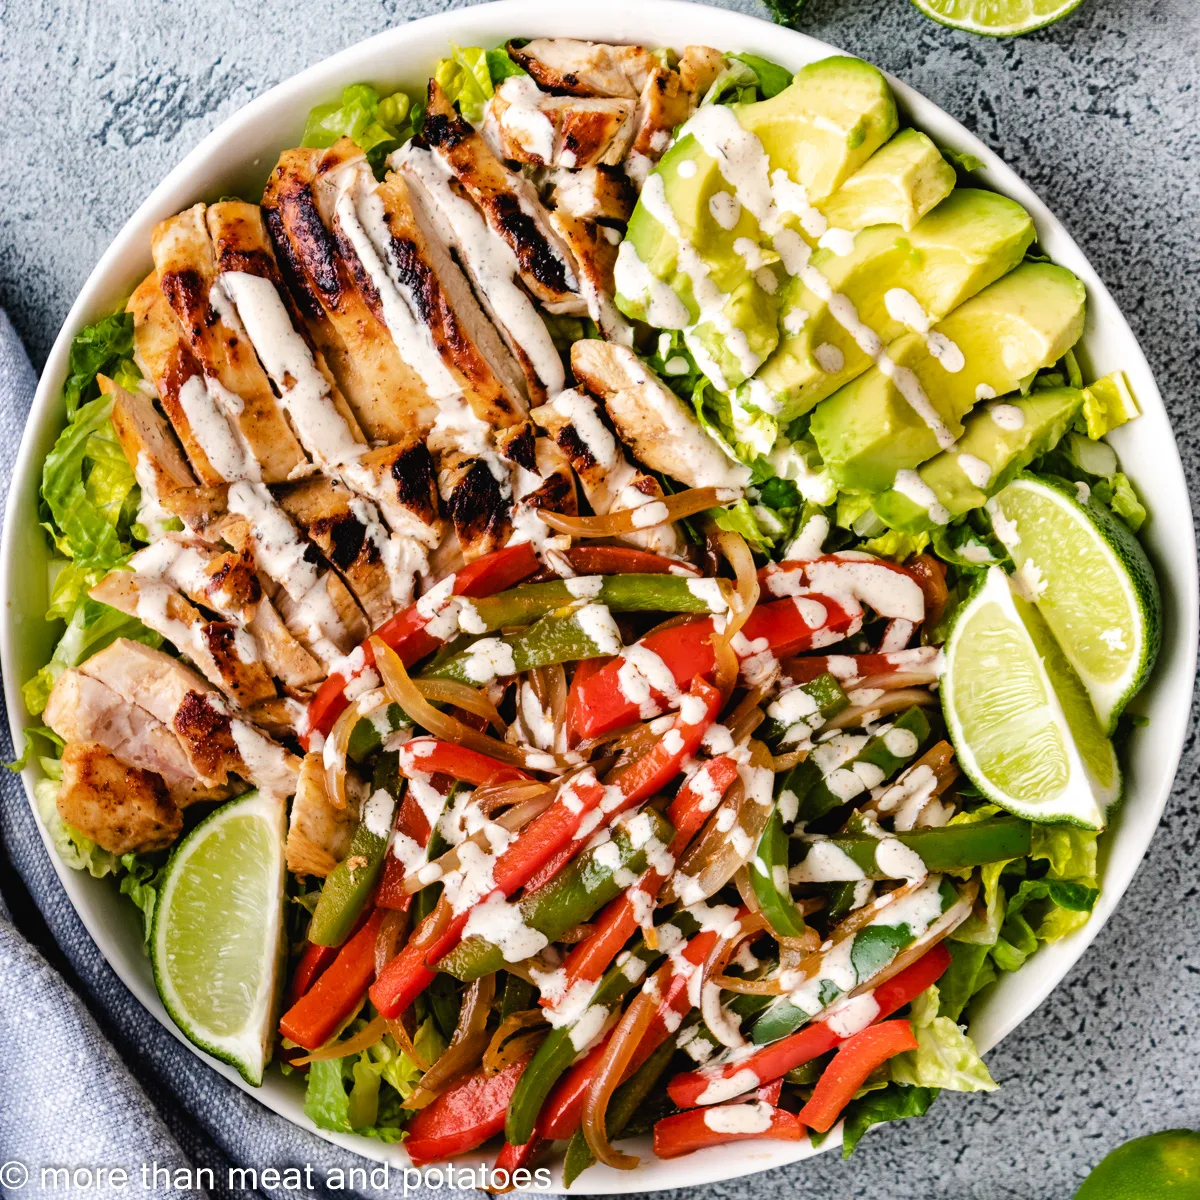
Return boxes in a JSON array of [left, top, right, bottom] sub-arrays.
[[491, 77, 634, 168], [678, 46, 727, 108], [57, 741, 182, 855], [629, 66, 691, 161], [532, 388, 682, 558], [287, 753, 358, 877], [548, 166, 636, 223], [423, 81, 582, 311], [546, 209, 632, 344], [152, 204, 309, 482], [507, 38, 658, 100], [571, 340, 751, 490], [80, 639, 300, 799], [439, 450, 513, 561], [262, 148, 436, 441]]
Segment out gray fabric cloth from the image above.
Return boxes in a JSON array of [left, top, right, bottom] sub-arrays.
[[0, 312, 505, 1200]]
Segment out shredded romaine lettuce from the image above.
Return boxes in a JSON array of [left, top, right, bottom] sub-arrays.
[[836, 1083, 939, 1157], [63, 312, 135, 419], [890, 984, 998, 1093], [433, 44, 527, 126], [860, 528, 930, 562], [302, 83, 418, 173]]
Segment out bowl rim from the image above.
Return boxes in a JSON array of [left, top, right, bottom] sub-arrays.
[[3, 0, 1197, 1190]]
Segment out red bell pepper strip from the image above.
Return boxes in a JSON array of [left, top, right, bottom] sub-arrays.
[[564, 545, 701, 576], [780, 646, 939, 686], [404, 1056, 533, 1167], [521, 677, 724, 895], [565, 656, 612, 747], [652, 1104, 806, 1159], [756, 1077, 784, 1106], [492, 1132, 546, 1180], [667, 943, 950, 1109], [797, 1019, 919, 1133], [302, 543, 539, 749], [550, 755, 740, 1003], [370, 679, 721, 1019], [539, 927, 723, 1141], [569, 597, 857, 741], [278, 909, 386, 1051], [375, 780, 442, 912], [396, 739, 531, 787], [284, 942, 339, 1009]]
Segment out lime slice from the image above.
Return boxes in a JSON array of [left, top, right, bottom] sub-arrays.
[[909, 0, 1086, 36], [988, 474, 1161, 732], [941, 566, 1119, 829], [151, 789, 287, 1085]]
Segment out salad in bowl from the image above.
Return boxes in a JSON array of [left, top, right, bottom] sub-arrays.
[[12, 21, 1165, 1186]]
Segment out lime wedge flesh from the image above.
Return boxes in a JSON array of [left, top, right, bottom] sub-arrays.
[[988, 474, 1160, 732], [151, 789, 287, 1085], [941, 566, 1117, 829], [909, 0, 1086, 36]]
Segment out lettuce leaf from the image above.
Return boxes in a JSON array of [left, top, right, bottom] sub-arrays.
[[839, 1084, 939, 1157], [1091, 472, 1146, 533], [301, 83, 416, 172], [860, 528, 930, 562], [118, 853, 164, 945], [303, 1018, 445, 1142], [890, 985, 998, 1093], [937, 941, 993, 1022], [63, 313, 135, 419], [23, 595, 163, 716], [1030, 824, 1098, 879], [433, 45, 527, 126], [1081, 371, 1139, 440]]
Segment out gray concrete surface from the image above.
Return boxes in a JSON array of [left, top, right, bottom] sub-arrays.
[[2, 0, 1199, 1195]]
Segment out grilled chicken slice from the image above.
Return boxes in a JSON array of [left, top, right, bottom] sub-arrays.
[[128, 274, 236, 485], [498, 422, 577, 549], [204, 200, 369, 467], [396, 144, 564, 404], [546, 210, 632, 344], [89, 570, 279, 709], [507, 38, 658, 100], [152, 204, 309, 482], [439, 451, 513, 561], [57, 742, 182, 855], [630, 66, 691, 162], [128, 535, 325, 690], [678, 46, 727, 107], [80, 639, 301, 798], [103, 377, 198, 537], [571, 341, 751, 490], [287, 753, 358, 877], [532, 388, 682, 558], [548, 166, 636, 223], [44, 669, 232, 805], [350, 439, 442, 547], [490, 77, 634, 168], [424, 81, 582, 312], [277, 474, 403, 625], [262, 148, 435, 442]]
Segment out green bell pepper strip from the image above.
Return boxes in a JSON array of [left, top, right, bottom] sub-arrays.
[[504, 908, 710, 1146], [757, 673, 850, 749], [562, 1026, 682, 1187], [791, 818, 1033, 881], [307, 756, 400, 947], [347, 702, 411, 763], [464, 574, 727, 632], [501, 973, 536, 1019], [437, 810, 675, 981], [422, 605, 620, 686], [784, 705, 933, 825], [750, 875, 959, 1045], [751, 803, 809, 939]]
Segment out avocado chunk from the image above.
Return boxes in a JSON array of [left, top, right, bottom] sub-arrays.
[[872, 386, 1084, 530], [742, 189, 1035, 423], [818, 129, 956, 234], [810, 262, 1087, 492], [614, 56, 896, 390]]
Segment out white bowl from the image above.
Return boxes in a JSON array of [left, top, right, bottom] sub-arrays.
[[3, 0, 1196, 1190]]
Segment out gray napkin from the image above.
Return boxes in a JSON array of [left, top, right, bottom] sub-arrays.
[[0, 311, 549, 1199]]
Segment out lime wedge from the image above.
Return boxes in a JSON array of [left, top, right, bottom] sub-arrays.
[[151, 789, 287, 1085], [941, 566, 1119, 829], [988, 474, 1160, 732], [909, 0, 1086, 36]]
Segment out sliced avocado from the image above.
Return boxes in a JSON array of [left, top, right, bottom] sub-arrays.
[[810, 262, 1087, 492], [872, 387, 1085, 530], [818, 129, 957, 234], [738, 56, 898, 204], [615, 57, 896, 390], [744, 189, 1034, 422]]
